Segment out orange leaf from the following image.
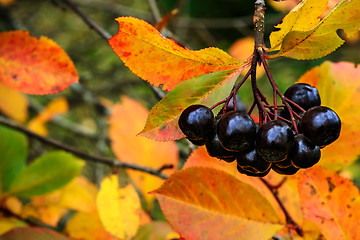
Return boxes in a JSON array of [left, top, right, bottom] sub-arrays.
[[0, 0, 15, 6], [297, 61, 360, 171], [109, 17, 244, 91], [65, 212, 119, 240], [183, 147, 285, 222], [228, 37, 265, 78], [134, 221, 179, 240], [0, 30, 78, 94], [109, 96, 178, 207], [153, 167, 284, 240], [0, 83, 28, 123], [27, 97, 68, 136], [96, 175, 141, 240], [298, 166, 360, 240], [154, 9, 179, 32]]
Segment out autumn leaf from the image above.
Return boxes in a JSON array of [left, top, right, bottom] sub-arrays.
[[269, 0, 360, 59], [96, 175, 141, 240], [153, 167, 284, 240], [109, 96, 178, 207], [0, 227, 70, 240], [298, 166, 360, 240], [297, 61, 360, 171], [0, 83, 28, 123], [109, 17, 245, 91], [154, 9, 179, 32], [0, 0, 15, 7], [0, 217, 27, 236], [21, 176, 97, 226], [267, 0, 301, 12], [139, 69, 242, 141], [27, 97, 68, 136], [183, 147, 285, 222], [228, 37, 265, 78], [65, 212, 119, 240], [134, 221, 179, 240], [0, 30, 78, 94]]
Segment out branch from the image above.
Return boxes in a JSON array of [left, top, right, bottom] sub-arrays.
[[0, 116, 171, 179], [260, 178, 303, 237], [62, 0, 111, 40]]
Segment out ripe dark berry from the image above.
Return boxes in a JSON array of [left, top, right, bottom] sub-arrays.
[[276, 157, 294, 169], [237, 164, 271, 177], [220, 95, 246, 113], [272, 164, 299, 175], [256, 120, 294, 162], [289, 134, 321, 168], [237, 149, 271, 173], [217, 111, 256, 152], [301, 106, 341, 147], [188, 138, 206, 146], [179, 105, 214, 140], [205, 125, 236, 162], [284, 83, 321, 112]]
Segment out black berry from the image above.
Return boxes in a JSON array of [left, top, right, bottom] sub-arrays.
[[284, 83, 321, 112], [301, 106, 341, 147], [256, 120, 294, 162], [237, 164, 271, 177], [272, 164, 299, 175], [237, 149, 271, 173], [217, 111, 256, 152], [179, 105, 214, 140], [289, 134, 321, 168], [205, 124, 236, 162]]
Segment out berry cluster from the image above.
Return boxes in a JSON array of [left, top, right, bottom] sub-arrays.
[[179, 83, 341, 177]]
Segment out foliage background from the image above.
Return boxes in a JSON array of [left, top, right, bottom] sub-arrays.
[[1, 0, 360, 236]]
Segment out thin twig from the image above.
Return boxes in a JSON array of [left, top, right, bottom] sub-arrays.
[[260, 178, 303, 237], [0, 116, 171, 179], [62, 0, 111, 40]]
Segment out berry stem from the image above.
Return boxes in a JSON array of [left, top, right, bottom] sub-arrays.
[[260, 178, 304, 237]]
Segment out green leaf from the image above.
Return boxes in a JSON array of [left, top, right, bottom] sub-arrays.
[[138, 69, 243, 141], [0, 227, 70, 240], [5, 151, 84, 197], [0, 125, 27, 193]]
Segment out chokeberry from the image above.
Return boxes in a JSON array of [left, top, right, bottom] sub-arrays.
[[205, 124, 236, 162], [256, 120, 294, 162], [284, 83, 321, 112], [237, 164, 271, 177], [276, 157, 294, 168], [289, 134, 321, 168], [272, 163, 299, 175], [187, 138, 207, 146], [301, 106, 341, 147], [237, 149, 271, 173], [217, 111, 256, 152], [179, 105, 214, 140]]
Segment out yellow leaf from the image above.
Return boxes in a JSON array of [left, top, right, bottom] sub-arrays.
[[20, 176, 97, 227], [58, 176, 97, 213], [109, 96, 178, 207], [96, 175, 141, 240], [269, 0, 360, 59], [27, 97, 68, 135], [269, 0, 328, 51], [65, 212, 119, 240], [0, 217, 27, 235], [0, 83, 28, 123]]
